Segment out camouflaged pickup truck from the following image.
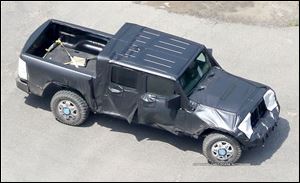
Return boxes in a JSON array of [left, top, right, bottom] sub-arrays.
[[17, 19, 280, 165]]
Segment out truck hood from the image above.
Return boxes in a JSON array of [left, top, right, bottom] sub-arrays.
[[189, 67, 268, 117]]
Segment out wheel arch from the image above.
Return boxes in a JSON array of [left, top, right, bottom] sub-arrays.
[[42, 82, 87, 104], [200, 128, 237, 140]]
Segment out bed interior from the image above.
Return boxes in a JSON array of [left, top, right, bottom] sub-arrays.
[[26, 22, 109, 62]]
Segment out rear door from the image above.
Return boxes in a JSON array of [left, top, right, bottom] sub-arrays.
[[102, 65, 140, 122]]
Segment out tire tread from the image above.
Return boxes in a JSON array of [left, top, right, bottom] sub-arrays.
[[203, 133, 242, 166], [50, 90, 89, 126]]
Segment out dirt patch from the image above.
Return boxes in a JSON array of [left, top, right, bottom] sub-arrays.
[[137, 1, 299, 27]]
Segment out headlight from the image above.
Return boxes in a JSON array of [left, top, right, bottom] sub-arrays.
[[263, 89, 278, 111], [238, 113, 253, 139], [18, 58, 27, 80]]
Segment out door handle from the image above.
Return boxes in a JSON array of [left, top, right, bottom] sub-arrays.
[[108, 86, 123, 94], [141, 94, 156, 103]]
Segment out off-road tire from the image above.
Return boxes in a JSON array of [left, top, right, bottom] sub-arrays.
[[50, 90, 89, 126], [202, 133, 242, 166]]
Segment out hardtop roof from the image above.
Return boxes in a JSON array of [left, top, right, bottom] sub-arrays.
[[102, 23, 204, 80]]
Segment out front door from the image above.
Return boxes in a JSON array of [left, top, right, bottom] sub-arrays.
[[138, 74, 183, 127]]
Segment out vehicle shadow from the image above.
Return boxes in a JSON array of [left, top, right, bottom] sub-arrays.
[[24, 94, 51, 111], [84, 114, 290, 165], [23, 95, 290, 165], [86, 115, 290, 166], [238, 117, 290, 165], [85, 114, 203, 154], [23, 95, 202, 154]]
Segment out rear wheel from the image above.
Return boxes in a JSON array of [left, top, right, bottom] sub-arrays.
[[50, 90, 89, 126], [202, 133, 242, 165]]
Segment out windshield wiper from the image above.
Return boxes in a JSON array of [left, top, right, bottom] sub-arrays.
[[197, 85, 207, 91], [207, 72, 215, 78], [190, 71, 214, 93]]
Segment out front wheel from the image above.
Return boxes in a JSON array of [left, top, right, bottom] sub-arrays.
[[202, 133, 242, 165], [50, 90, 90, 126]]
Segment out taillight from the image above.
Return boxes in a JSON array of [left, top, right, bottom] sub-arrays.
[[18, 58, 27, 80]]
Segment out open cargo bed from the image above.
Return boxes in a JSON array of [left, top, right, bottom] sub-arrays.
[[23, 20, 112, 73]]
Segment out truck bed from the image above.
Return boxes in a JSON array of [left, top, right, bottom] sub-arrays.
[[43, 44, 97, 74], [23, 20, 111, 75]]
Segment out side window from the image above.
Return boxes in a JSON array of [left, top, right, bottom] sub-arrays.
[[111, 66, 138, 89], [147, 75, 174, 96], [196, 52, 206, 62], [196, 52, 211, 77]]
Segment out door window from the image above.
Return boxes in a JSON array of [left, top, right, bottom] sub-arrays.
[[147, 75, 174, 96], [111, 66, 138, 89]]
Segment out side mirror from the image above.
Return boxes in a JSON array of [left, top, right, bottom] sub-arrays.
[[207, 48, 213, 55], [167, 95, 181, 110]]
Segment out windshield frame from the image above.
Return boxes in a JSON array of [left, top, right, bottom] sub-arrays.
[[178, 49, 213, 96]]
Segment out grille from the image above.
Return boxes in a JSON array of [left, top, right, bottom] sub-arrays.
[[250, 100, 267, 127]]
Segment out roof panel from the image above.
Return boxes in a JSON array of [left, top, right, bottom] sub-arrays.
[[107, 23, 203, 79]]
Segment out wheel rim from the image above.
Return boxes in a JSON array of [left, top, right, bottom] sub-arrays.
[[211, 141, 234, 161], [57, 100, 79, 121]]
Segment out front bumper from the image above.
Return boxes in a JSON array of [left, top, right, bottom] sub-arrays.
[[16, 77, 29, 93], [237, 106, 280, 148]]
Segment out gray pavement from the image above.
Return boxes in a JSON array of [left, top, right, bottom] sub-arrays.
[[1, 1, 299, 182]]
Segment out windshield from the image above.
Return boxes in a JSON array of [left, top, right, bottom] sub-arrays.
[[179, 51, 212, 95]]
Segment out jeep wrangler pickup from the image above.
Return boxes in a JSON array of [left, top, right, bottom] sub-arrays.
[[16, 19, 280, 165]]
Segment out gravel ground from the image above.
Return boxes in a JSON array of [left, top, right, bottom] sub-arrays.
[[1, 1, 299, 182], [140, 1, 299, 27]]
